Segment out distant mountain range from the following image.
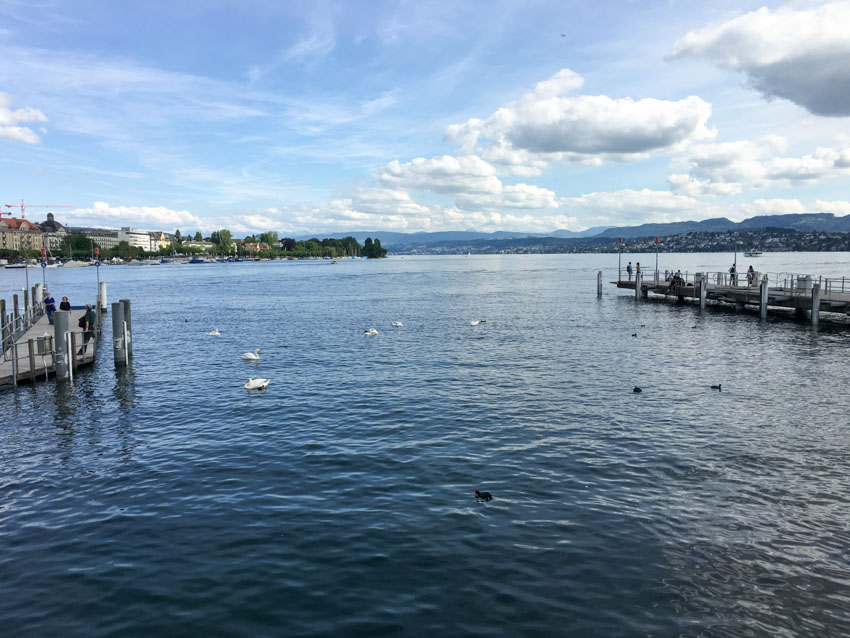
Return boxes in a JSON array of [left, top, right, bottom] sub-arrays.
[[300, 213, 850, 247]]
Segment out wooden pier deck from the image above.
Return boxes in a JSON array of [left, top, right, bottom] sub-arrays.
[[614, 272, 850, 318], [0, 309, 98, 388]]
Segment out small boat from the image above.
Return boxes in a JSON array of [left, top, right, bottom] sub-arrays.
[[188, 257, 206, 264], [743, 249, 763, 257], [4, 264, 26, 269], [244, 378, 270, 391]]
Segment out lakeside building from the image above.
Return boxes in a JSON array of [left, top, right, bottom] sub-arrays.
[[67, 227, 121, 251], [182, 240, 216, 251], [37, 213, 69, 252], [0, 217, 43, 252], [118, 227, 154, 251]]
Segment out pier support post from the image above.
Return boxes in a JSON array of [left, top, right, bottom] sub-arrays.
[[34, 283, 43, 307], [24, 289, 29, 314], [597, 271, 602, 297], [53, 310, 70, 381], [120, 299, 132, 358], [760, 276, 768, 321], [0, 299, 6, 345], [98, 282, 108, 313], [634, 271, 641, 301], [699, 277, 707, 311], [112, 302, 127, 367], [811, 283, 821, 327], [13, 295, 20, 334]]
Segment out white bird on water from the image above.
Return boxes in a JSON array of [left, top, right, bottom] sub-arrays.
[[241, 348, 261, 360], [244, 378, 270, 391], [206, 329, 220, 336], [364, 328, 379, 336], [391, 321, 403, 327], [470, 319, 486, 326]]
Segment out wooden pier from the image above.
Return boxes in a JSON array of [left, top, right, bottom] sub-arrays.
[[612, 270, 850, 324], [1, 303, 100, 388]]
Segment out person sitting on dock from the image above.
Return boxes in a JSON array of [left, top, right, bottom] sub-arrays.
[[43, 292, 56, 325], [77, 304, 97, 355], [626, 262, 632, 281]]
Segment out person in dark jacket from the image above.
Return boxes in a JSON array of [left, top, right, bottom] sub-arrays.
[[59, 296, 72, 311], [78, 304, 97, 355]]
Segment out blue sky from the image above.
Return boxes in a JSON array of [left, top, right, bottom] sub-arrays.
[[1, 0, 849, 236]]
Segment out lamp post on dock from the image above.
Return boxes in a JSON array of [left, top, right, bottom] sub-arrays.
[[618, 237, 622, 281]]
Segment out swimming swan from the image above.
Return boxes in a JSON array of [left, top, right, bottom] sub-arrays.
[[364, 328, 379, 336], [244, 378, 269, 391], [206, 329, 220, 336], [391, 321, 403, 327], [241, 348, 261, 360], [470, 319, 486, 326]]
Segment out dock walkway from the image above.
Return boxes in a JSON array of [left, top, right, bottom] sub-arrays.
[[1, 308, 99, 388], [613, 270, 850, 322]]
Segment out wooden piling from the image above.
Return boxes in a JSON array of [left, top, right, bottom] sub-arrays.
[[70, 332, 78, 373], [13, 295, 19, 333], [811, 283, 821, 327], [634, 271, 641, 302], [53, 310, 71, 381], [0, 299, 6, 345], [28, 339, 36, 383], [24, 289, 29, 313], [112, 302, 127, 367], [597, 271, 602, 297], [120, 299, 132, 358], [699, 277, 707, 310], [760, 276, 768, 321]]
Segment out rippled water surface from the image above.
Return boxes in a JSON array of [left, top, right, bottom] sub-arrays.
[[2, 254, 850, 637]]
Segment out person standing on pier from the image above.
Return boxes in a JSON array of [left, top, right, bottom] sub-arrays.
[[43, 292, 56, 325], [729, 263, 736, 286], [59, 296, 71, 312], [626, 262, 632, 281], [635, 262, 641, 277], [747, 265, 755, 286], [77, 304, 97, 355]]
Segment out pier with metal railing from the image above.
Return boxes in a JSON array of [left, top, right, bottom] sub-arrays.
[[0, 282, 132, 389], [610, 269, 850, 325]]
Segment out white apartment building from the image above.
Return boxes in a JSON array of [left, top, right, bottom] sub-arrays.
[[118, 227, 154, 251]]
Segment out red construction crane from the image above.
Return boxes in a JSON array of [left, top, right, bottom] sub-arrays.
[[3, 199, 74, 219]]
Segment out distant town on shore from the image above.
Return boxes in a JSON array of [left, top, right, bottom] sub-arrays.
[[2, 211, 850, 261]]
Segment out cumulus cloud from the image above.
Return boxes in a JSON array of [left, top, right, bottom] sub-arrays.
[[670, 3, 850, 116], [670, 137, 850, 194], [0, 92, 47, 144], [814, 199, 850, 215], [559, 188, 703, 224], [445, 68, 716, 161], [65, 202, 204, 230]]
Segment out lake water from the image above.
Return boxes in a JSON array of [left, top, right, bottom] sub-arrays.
[[2, 253, 849, 637]]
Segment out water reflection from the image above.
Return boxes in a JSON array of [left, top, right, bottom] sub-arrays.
[[112, 366, 136, 410]]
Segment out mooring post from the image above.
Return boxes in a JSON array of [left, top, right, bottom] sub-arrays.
[[24, 289, 29, 314], [34, 283, 43, 309], [634, 271, 642, 302], [13, 294, 20, 333], [597, 271, 602, 298], [760, 275, 769, 321], [53, 310, 70, 381], [98, 282, 108, 313], [28, 339, 36, 383], [120, 299, 132, 358], [811, 283, 821, 327], [112, 301, 127, 367], [0, 299, 6, 346], [699, 277, 707, 310]]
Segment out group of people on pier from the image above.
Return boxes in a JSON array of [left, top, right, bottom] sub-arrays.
[[41, 291, 97, 354]]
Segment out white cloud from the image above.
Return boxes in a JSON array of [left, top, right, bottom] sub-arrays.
[[559, 188, 703, 224], [445, 68, 716, 160], [378, 155, 501, 195], [65, 202, 204, 230], [670, 3, 850, 116], [0, 92, 47, 144], [670, 137, 850, 194], [813, 199, 850, 215]]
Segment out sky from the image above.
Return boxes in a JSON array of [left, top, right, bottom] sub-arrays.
[[1, 0, 850, 237]]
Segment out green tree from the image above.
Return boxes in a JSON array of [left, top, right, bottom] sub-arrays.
[[259, 231, 278, 246], [193, 231, 202, 241], [175, 229, 183, 243], [282, 237, 296, 251], [217, 229, 233, 253]]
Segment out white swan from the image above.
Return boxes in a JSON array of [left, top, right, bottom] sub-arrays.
[[470, 319, 486, 326], [241, 348, 261, 360], [364, 328, 379, 336], [391, 321, 403, 327], [206, 329, 220, 336], [244, 377, 269, 391]]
